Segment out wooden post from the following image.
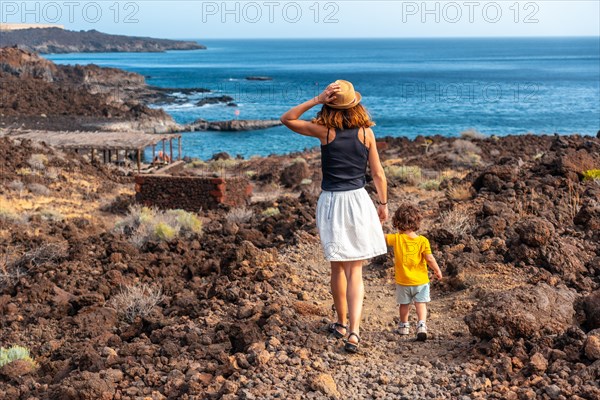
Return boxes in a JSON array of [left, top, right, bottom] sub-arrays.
[[178, 136, 182, 161], [137, 149, 141, 173], [162, 139, 166, 161], [169, 138, 173, 164], [91, 148, 95, 163]]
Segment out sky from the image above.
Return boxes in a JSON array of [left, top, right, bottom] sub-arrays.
[[1, 1, 599, 39]]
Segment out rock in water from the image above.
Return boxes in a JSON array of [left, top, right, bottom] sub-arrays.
[[311, 373, 341, 399], [465, 283, 577, 340]]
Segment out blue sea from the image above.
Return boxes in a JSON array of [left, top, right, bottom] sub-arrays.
[[47, 38, 600, 160]]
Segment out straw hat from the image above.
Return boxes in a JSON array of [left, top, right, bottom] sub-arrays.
[[326, 80, 362, 110]]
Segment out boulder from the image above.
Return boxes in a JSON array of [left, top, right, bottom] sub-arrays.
[[465, 283, 577, 340], [515, 217, 555, 247], [310, 373, 341, 399], [580, 291, 600, 330], [49, 370, 117, 400], [473, 160, 520, 193], [584, 329, 600, 361], [574, 198, 600, 231], [280, 159, 310, 188], [553, 148, 598, 180]]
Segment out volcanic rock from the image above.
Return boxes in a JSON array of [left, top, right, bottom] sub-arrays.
[[465, 283, 578, 340]]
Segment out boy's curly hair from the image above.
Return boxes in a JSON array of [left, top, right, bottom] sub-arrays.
[[392, 203, 422, 232]]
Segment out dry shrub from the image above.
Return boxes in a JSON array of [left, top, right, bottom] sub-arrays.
[[116, 205, 202, 248], [439, 209, 472, 237], [28, 183, 50, 196], [0, 243, 66, 289], [7, 180, 24, 193], [27, 154, 48, 171], [447, 184, 473, 201], [0, 207, 22, 224], [460, 129, 487, 140], [419, 179, 441, 191], [448, 140, 482, 168], [226, 207, 254, 224], [385, 165, 422, 185], [109, 283, 163, 323]]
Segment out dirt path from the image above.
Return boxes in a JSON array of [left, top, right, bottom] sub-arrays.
[[283, 224, 484, 400]]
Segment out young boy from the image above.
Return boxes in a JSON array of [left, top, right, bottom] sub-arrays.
[[385, 203, 442, 341]]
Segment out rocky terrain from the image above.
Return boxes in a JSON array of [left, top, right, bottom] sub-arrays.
[[0, 46, 180, 133], [0, 132, 599, 399], [0, 28, 205, 54], [0, 47, 284, 134]]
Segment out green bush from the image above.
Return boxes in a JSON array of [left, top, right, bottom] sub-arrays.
[[261, 207, 280, 217], [0, 345, 37, 369], [116, 205, 202, 247], [154, 222, 177, 241], [166, 209, 203, 234], [582, 169, 600, 181], [419, 179, 441, 191]]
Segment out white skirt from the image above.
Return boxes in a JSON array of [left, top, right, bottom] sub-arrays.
[[316, 187, 388, 262]]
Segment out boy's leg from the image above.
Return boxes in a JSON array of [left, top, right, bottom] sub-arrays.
[[414, 284, 431, 341], [414, 302, 427, 323], [330, 261, 348, 331], [399, 304, 410, 323]]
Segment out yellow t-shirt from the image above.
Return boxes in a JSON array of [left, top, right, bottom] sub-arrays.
[[385, 233, 432, 286]]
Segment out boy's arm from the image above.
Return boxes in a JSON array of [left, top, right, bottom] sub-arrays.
[[384, 233, 395, 247], [424, 253, 443, 279]]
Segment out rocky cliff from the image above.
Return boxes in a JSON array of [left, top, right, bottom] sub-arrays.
[[0, 28, 205, 53], [0, 47, 179, 132]]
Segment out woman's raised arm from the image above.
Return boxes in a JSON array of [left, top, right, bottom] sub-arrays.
[[280, 83, 340, 137]]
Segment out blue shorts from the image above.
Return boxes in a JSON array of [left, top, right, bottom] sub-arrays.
[[395, 283, 430, 304]]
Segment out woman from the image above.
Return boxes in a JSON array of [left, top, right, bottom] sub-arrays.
[[281, 80, 388, 353]]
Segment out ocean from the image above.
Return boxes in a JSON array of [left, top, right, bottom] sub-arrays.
[[47, 37, 600, 160]]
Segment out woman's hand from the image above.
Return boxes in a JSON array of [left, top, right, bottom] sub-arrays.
[[377, 204, 388, 224], [317, 83, 341, 104]]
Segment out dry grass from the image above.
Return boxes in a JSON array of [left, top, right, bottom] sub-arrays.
[[459, 129, 487, 140], [27, 154, 48, 171], [0, 243, 66, 289], [447, 185, 473, 201], [28, 183, 50, 196], [385, 165, 422, 185], [108, 283, 163, 323], [419, 179, 441, 191], [448, 140, 483, 168], [439, 209, 472, 237], [226, 207, 254, 224]]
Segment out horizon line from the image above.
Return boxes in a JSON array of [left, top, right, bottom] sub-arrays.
[[177, 35, 599, 40]]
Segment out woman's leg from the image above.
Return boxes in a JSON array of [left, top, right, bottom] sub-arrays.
[[344, 260, 365, 343], [330, 261, 348, 330]]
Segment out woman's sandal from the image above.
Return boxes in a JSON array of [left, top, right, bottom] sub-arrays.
[[328, 322, 348, 339], [344, 332, 361, 353]]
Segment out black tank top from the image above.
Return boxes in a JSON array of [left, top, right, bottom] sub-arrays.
[[321, 127, 369, 191]]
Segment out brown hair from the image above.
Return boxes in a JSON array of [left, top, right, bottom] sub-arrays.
[[312, 104, 375, 130], [392, 203, 422, 232]]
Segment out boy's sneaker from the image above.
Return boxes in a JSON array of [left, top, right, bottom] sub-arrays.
[[398, 322, 410, 335], [416, 321, 428, 341]]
